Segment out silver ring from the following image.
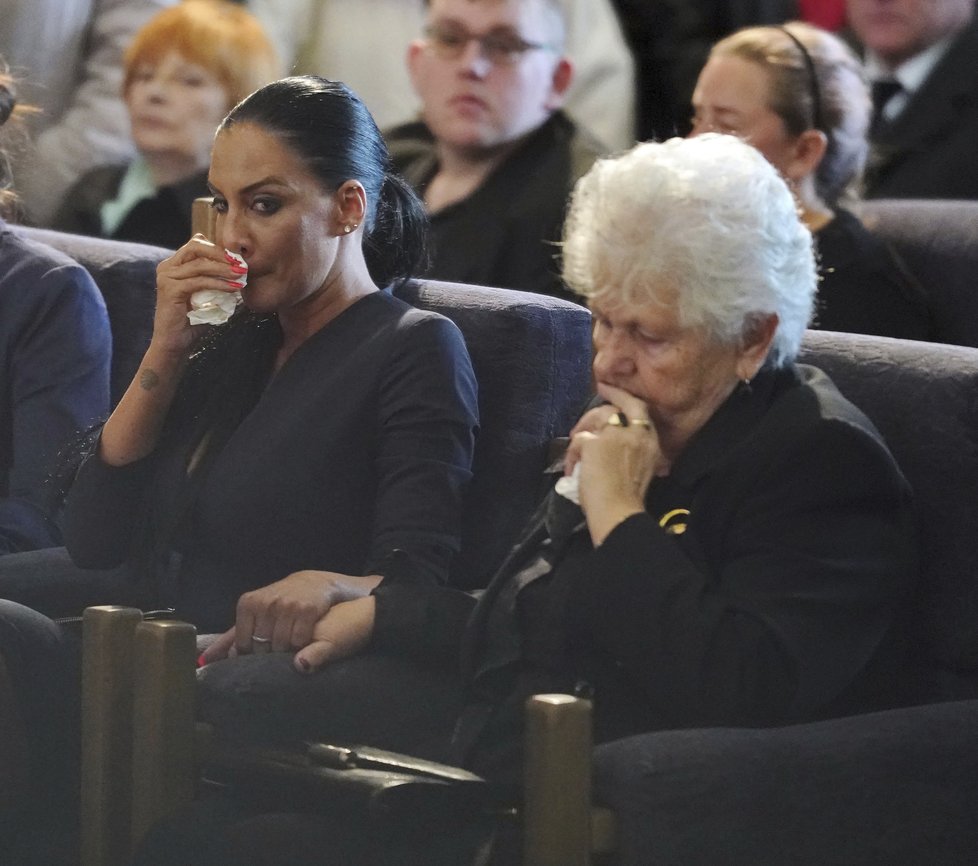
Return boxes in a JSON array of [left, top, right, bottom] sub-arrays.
[[628, 419, 652, 429], [251, 635, 271, 644]]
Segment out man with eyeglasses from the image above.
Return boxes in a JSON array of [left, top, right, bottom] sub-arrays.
[[384, 0, 606, 300]]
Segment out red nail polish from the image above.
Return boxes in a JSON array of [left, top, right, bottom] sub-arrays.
[[197, 653, 207, 668], [226, 280, 246, 289]]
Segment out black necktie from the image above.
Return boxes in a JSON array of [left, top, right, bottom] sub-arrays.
[[870, 79, 903, 135]]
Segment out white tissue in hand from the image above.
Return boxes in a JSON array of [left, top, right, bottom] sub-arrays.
[[187, 290, 240, 325], [554, 462, 581, 505], [187, 249, 246, 325]]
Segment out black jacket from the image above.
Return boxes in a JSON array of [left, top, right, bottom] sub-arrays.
[[864, 20, 978, 200], [372, 363, 918, 781]]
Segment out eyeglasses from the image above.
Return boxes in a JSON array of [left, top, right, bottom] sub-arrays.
[[423, 24, 555, 66]]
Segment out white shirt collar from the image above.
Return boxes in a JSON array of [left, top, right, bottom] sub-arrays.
[[864, 32, 957, 94]]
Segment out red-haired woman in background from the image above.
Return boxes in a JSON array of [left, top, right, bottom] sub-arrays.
[[53, 0, 280, 249]]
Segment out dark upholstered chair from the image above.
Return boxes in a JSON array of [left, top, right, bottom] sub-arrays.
[[50, 229, 593, 863], [395, 279, 591, 588], [13, 227, 169, 407], [854, 198, 978, 348], [533, 330, 978, 865], [13, 226, 592, 591]]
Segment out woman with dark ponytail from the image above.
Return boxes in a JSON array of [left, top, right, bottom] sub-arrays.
[[0, 75, 478, 860], [57, 74, 478, 650]]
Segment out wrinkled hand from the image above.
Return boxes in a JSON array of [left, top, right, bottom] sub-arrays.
[[199, 570, 382, 663], [152, 235, 244, 356], [293, 596, 376, 673], [565, 383, 662, 546]]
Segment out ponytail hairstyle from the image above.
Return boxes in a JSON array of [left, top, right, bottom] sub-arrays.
[[220, 76, 428, 288]]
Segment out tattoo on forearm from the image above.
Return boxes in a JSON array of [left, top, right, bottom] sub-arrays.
[[140, 369, 161, 391]]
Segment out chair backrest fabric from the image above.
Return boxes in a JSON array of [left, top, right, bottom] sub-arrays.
[[855, 199, 978, 348], [396, 279, 592, 588], [15, 227, 169, 406], [13, 227, 593, 590], [800, 330, 978, 683]]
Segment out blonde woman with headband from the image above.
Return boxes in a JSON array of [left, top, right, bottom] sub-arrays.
[[691, 21, 931, 341]]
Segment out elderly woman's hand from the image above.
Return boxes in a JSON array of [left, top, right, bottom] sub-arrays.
[[566, 383, 663, 547], [292, 596, 376, 673], [199, 570, 382, 663]]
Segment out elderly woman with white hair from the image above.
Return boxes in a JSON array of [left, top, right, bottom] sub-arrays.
[[139, 133, 917, 865]]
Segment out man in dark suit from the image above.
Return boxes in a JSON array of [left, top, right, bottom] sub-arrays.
[[848, 0, 978, 199]]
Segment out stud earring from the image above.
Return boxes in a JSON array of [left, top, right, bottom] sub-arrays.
[[343, 223, 359, 234]]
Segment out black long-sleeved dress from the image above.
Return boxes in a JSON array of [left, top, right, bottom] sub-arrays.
[[64, 290, 479, 632]]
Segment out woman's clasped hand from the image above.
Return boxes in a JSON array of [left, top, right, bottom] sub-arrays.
[[201, 570, 382, 666]]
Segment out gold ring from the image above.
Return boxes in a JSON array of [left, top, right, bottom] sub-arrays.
[[606, 411, 629, 428], [629, 419, 652, 429]]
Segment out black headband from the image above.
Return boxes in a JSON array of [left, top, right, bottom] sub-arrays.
[[776, 25, 826, 135]]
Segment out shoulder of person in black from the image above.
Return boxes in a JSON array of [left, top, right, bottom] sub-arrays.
[[813, 208, 932, 341]]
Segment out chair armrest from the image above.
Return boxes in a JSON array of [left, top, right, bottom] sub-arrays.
[[81, 606, 143, 866], [81, 607, 197, 866], [523, 694, 616, 865], [130, 619, 197, 848]]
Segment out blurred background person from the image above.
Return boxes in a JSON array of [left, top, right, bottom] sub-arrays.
[[52, 0, 281, 250], [611, 0, 799, 139], [0, 0, 176, 226], [847, 0, 978, 199], [0, 68, 112, 558], [246, 0, 637, 151], [386, 0, 604, 298], [691, 21, 931, 340]]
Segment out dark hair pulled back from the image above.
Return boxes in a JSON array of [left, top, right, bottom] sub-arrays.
[[220, 76, 428, 288]]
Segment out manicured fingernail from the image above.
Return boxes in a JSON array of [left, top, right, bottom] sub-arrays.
[[197, 654, 207, 668], [229, 264, 248, 274], [226, 280, 246, 289]]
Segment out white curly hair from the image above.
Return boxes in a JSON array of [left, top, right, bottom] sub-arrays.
[[562, 133, 817, 368]]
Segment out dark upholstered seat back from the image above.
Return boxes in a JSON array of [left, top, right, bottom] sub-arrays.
[[12, 227, 593, 591], [799, 331, 978, 679], [855, 199, 978, 348], [15, 227, 169, 406], [396, 280, 592, 588]]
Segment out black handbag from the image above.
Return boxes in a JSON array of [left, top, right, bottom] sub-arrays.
[[200, 740, 510, 835]]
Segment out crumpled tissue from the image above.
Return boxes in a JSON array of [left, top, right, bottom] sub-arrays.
[[187, 249, 246, 325], [554, 462, 581, 505]]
